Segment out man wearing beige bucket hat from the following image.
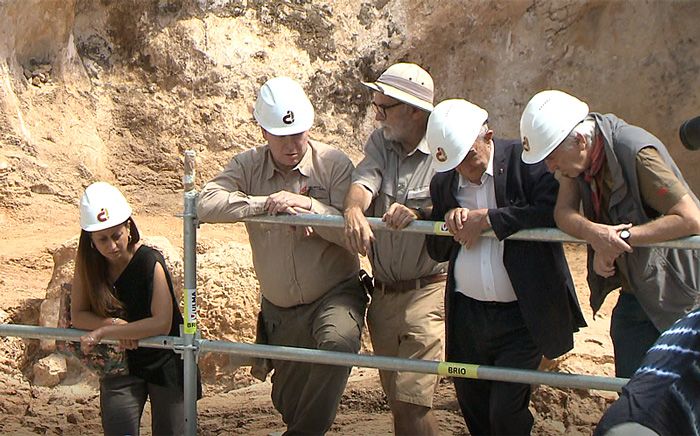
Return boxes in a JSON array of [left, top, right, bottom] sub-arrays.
[[425, 99, 585, 435], [343, 63, 447, 435], [520, 90, 700, 379]]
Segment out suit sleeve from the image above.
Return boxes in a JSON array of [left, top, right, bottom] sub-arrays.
[[488, 160, 558, 240], [426, 176, 457, 262]]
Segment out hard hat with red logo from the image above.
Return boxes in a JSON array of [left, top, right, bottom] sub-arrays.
[[79, 182, 133, 232], [426, 99, 489, 172], [253, 76, 315, 136], [520, 90, 589, 164]]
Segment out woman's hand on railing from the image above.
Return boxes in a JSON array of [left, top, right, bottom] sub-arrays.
[[80, 328, 104, 353]]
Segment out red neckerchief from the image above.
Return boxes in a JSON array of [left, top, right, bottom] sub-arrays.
[[583, 133, 606, 220]]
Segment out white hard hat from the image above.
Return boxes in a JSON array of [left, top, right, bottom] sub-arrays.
[[79, 182, 132, 232], [426, 99, 489, 172], [253, 76, 314, 136], [362, 63, 434, 112], [520, 90, 589, 164]]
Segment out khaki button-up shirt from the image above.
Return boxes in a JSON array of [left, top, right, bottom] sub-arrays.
[[352, 129, 446, 284], [197, 139, 359, 308]]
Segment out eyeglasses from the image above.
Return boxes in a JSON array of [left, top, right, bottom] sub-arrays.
[[372, 101, 403, 118]]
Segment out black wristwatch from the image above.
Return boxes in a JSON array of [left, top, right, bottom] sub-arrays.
[[619, 229, 631, 243]]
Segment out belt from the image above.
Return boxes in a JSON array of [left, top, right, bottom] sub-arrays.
[[376, 273, 447, 293], [475, 299, 518, 307], [456, 292, 518, 307]]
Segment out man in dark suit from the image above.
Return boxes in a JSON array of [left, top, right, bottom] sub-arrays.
[[425, 99, 586, 435]]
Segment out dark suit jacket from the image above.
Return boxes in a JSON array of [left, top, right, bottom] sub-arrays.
[[426, 138, 586, 359]]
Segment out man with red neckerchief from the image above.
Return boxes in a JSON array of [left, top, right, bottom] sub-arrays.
[[520, 89, 700, 378]]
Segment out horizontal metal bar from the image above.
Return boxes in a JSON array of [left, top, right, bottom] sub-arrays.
[[199, 339, 439, 373], [241, 214, 700, 249], [0, 324, 626, 392], [0, 324, 179, 350], [477, 365, 625, 392], [199, 339, 627, 392]]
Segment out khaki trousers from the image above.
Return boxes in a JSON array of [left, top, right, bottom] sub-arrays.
[[367, 280, 445, 408], [261, 276, 368, 435]]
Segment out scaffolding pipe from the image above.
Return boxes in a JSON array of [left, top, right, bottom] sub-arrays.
[[182, 150, 198, 436], [0, 323, 627, 392], [0, 324, 178, 349], [198, 339, 628, 392], [243, 214, 700, 249]]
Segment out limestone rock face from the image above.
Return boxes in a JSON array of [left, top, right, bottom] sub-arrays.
[[195, 239, 260, 387], [2, 0, 695, 199], [38, 236, 79, 352]]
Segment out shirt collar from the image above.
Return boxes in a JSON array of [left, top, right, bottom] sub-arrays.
[[408, 136, 430, 157], [458, 142, 495, 187], [485, 144, 494, 177], [264, 141, 313, 180], [295, 142, 313, 177]]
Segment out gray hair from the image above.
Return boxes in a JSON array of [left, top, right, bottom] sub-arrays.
[[562, 116, 595, 149], [476, 122, 489, 141]]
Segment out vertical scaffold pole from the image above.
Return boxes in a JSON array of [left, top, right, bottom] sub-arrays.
[[182, 150, 198, 435]]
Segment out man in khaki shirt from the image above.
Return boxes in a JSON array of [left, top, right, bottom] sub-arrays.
[[343, 63, 446, 436], [198, 77, 367, 435]]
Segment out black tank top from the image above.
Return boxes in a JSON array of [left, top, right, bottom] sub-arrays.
[[113, 245, 185, 388]]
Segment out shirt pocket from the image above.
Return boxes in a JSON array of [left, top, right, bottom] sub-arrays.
[[307, 185, 331, 204], [380, 178, 396, 200], [655, 250, 700, 313], [405, 186, 432, 209], [632, 248, 699, 314]]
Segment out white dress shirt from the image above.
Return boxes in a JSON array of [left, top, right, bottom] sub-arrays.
[[453, 147, 518, 302]]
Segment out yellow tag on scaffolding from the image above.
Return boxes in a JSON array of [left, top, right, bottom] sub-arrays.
[[184, 288, 197, 334], [437, 362, 479, 379], [433, 221, 452, 236]]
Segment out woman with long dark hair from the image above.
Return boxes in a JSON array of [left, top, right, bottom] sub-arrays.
[[72, 181, 190, 435]]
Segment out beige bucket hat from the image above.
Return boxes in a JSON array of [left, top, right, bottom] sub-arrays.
[[362, 63, 434, 112]]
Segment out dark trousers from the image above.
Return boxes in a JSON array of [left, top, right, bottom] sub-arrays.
[[450, 292, 542, 436], [610, 292, 660, 378], [261, 276, 368, 436], [100, 374, 184, 436]]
